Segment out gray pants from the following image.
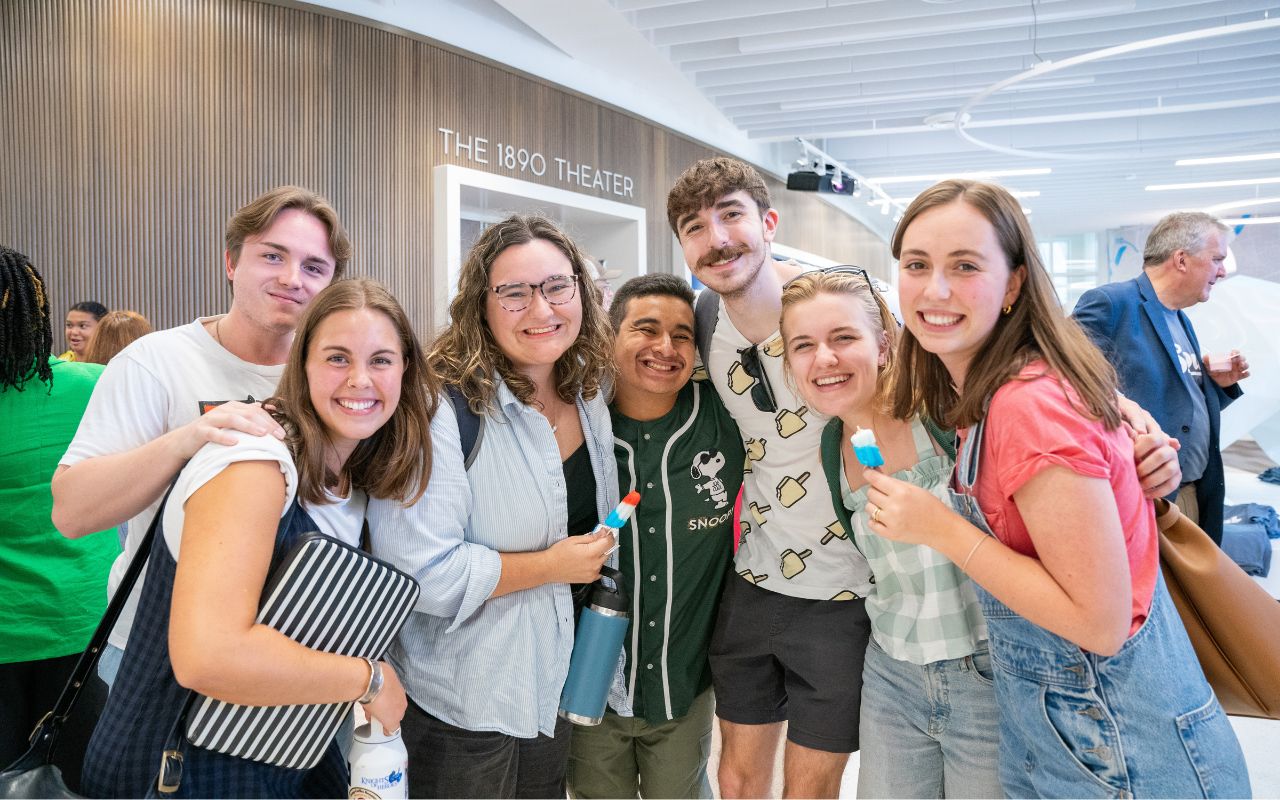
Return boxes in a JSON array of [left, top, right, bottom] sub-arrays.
[[402, 698, 572, 799]]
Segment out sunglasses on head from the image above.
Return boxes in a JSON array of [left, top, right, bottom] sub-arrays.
[[783, 265, 875, 294]]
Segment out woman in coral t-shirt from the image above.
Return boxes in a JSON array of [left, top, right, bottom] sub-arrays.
[[861, 179, 1249, 798]]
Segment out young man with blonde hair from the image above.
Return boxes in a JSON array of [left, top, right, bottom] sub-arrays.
[[53, 185, 349, 684]]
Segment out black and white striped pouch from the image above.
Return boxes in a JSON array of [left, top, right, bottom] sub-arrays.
[[182, 532, 419, 770]]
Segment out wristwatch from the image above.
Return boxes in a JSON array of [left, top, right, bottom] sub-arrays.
[[358, 657, 384, 705]]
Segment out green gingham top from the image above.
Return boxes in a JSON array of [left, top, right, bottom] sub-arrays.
[[833, 417, 987, 665]]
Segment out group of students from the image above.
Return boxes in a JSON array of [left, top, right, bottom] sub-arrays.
[[0, 156, 1252, 799]]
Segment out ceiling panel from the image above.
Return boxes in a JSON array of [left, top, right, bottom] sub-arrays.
[[606, 0, 1280, 235]]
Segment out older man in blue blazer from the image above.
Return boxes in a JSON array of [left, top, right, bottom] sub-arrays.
[[1074, 212, 1249, 545]]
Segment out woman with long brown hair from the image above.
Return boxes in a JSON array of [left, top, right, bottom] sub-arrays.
[[82, 279, 436, 797], [861, 180, 1248, 797], [370, 214, 621, 799]]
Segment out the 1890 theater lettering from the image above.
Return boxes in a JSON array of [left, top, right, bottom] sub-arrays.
[[438, 128, 635, 199]]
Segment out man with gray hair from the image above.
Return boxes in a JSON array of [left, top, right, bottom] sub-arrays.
[[1074, 211, 1250, 544]]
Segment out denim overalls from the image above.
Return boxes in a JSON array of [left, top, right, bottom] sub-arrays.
[[950, 416, 1250, 799]]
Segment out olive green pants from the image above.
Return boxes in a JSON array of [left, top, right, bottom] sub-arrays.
[[566, 688, 714, 799]]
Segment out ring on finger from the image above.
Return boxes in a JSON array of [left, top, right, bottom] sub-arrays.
[[870, 506, 882, 524]]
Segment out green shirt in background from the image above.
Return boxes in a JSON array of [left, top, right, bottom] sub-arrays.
[[1, 357, 119, 663], [611, 379, 744, 725]]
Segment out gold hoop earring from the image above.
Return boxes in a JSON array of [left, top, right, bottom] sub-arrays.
[[1002, 304, 1013, 316]]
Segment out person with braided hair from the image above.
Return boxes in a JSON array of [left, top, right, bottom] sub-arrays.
[[0, 246, 119, 773]]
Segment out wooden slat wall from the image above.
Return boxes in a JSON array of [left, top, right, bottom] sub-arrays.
[[0, 0, 889, 340]]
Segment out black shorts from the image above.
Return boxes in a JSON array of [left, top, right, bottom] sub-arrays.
[[708, 573, 870, 753]]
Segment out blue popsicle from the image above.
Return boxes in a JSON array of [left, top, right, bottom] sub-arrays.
[[849, 427, 885, 469]]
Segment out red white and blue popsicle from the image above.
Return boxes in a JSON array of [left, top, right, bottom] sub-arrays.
[[602, 491, 641, 554], [849, 427, 885, 469]]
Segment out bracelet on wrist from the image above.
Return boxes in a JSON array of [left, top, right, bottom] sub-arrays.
[[357, 657, 383, 705], [960, 535, 989, 572]]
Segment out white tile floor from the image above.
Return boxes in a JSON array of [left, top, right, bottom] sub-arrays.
[[707, 715, 1273, 798], [1222, 465, 1280, 797]]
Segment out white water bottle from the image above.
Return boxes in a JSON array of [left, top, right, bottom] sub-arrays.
[[348, 719, 409, 799]]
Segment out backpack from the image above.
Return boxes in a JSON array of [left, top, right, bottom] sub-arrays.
[[445, 385, 485, 470], [693, 289, 721, 368]]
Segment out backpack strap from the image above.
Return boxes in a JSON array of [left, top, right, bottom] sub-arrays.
[[693, 289, 720, 369], [819, 418, 856, 546], [921, 415, 957, 462], [445, 384, 485, 471], [5, 477, 182, 779]]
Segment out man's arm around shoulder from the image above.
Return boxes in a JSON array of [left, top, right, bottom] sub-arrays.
[[52, 355, 282, 538]]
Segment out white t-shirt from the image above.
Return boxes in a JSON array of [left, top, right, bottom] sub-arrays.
[[60, 317, 284, 650], [706, 305, 874, 600], [165, 431, 366, 561]]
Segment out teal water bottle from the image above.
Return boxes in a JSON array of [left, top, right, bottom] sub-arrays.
[[559, 566, 630, 725]]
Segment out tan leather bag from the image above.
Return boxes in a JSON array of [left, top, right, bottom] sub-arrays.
[[1156, 498, 1280, 719]]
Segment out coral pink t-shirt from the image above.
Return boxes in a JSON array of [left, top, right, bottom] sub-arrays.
[[957, 362, 1158, 635]]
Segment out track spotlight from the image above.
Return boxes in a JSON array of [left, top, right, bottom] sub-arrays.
[[786, 162, 858, 196]]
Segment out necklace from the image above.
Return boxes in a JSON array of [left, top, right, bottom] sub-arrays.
[[213, 318, 224, 347], [545, 398, 569, 434]]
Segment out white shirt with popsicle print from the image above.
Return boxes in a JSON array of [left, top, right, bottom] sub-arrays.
[[705, 303, 874, 600]]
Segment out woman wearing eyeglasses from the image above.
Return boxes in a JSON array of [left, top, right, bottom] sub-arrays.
[[369, 215, 620, 799], [779, 268, 1000, 798]]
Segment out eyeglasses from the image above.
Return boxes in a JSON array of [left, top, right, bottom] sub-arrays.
[[491, 274, 579, 312], [783, 265, 876, 294], [738, 343, 778, 414]]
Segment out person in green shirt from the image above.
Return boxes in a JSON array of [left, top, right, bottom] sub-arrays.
[[567, 274, 744, 799], [0, 247, 118, 768]]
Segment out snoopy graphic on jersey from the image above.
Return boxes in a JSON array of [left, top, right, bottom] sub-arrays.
[[691, 450, 729, 509]]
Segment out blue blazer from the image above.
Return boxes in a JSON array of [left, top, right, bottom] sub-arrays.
[[1073, 271, 1241, 544]]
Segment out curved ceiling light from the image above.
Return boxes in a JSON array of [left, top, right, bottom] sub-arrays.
[[1177, 152, 1280, 166], [950, 16, 1280, 161], [1221, 216, 1280, 226], [1203, 197, 1280, 214], [1147, 177, 1280, 191]]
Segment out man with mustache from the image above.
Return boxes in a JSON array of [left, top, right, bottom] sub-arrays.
[[666, 157, 1186, 798], [667, 157, 867, 798], [52, 186, 349, 687]]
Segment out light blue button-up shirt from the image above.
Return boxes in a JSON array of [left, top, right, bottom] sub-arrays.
[[369, 379, 623, 738]]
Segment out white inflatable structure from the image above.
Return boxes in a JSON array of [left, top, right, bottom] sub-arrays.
[[1185, 274, 1280, 463]]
